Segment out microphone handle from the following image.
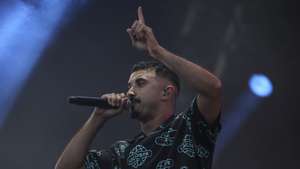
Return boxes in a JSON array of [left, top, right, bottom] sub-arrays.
[[68, 96, 118, 109]]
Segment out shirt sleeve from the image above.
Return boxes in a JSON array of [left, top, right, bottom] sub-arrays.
[[84, 149, 114, 169], [189, 96, 222, 143], [84, 140, 130, 169]]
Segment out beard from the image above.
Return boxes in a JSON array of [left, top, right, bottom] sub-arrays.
[[129, 103, 140, 119], [128, 97, 142, 119], [130, 110, 139, 119]]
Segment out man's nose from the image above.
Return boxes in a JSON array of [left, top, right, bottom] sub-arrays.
[[127, 89, 135, 98]]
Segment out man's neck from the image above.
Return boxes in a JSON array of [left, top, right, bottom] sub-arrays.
[[139, 105, 174, 136]]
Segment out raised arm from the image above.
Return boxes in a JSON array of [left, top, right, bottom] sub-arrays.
[[127, 7, 222, 124]]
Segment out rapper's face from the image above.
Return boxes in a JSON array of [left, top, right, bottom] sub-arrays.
[[127, 69, 165, 120]]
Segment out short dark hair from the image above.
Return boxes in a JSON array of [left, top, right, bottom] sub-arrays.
[[131, 60, 180, 94]]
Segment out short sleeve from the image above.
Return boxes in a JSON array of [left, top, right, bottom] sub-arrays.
[[188, 96, 222, 143], [84, 149, 114, 169], [84, 140, 131, 169]]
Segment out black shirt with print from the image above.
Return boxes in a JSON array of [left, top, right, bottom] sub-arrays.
[[84, 97, 221, 169]]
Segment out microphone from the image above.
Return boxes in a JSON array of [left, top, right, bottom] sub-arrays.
[[68, 96, 121, 109]]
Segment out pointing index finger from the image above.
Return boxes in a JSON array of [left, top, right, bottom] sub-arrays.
[[138, 6, 145, 24]]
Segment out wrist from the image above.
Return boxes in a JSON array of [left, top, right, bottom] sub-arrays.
[[89, 112, 108, 126], [149, 45, 164, 58]]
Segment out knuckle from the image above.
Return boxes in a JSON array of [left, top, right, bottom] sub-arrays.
[[146, 27, 152, 32], [101, 94, 109, 99]]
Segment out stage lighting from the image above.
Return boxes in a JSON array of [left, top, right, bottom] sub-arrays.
[[0, 0, 76, 127], [249, 74, 273, 97]]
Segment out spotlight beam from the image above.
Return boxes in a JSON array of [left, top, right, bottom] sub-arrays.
[[0, 0, 75, 126]]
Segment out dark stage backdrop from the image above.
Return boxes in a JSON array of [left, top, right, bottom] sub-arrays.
[[0, 0, 299, 169]]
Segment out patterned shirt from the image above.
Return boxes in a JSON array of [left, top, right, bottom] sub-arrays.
[[84, 97, 221, 169]]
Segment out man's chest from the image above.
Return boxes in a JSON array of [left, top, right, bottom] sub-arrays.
[[113, 126, 211, 169]]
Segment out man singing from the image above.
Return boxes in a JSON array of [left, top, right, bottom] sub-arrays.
[[55, 6, 222, 169]]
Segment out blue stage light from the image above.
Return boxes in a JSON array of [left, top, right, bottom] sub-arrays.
[[0, 0, 76, 127], [249, 74, 273, 97], [215, 74, 273, 159]]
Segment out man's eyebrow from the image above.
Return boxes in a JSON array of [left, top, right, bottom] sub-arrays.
[[135, 77, 147, 82], [128, 77, 146, 87]]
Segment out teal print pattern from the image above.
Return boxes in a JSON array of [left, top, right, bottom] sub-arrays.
[[127, 145, 152, 168], [196, 144, 209, 158], [84, 150, 101, 169], [113, 165, 121, 169], [95, 150, 103, 157], [160, 123, 167, 129], [156, 158, 174, 169], [180, 166, 189, 169], [155, 128, 176, 146], [207, 129, 219, 143], [114, 141, 130, 158], [196, 120, 208, 134], [177, 134, 196, 158], [182, 113, 192, 131]]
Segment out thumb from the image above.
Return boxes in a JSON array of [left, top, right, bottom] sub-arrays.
[[126, 28, 135, 45]]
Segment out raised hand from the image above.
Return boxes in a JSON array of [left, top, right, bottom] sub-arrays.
[[126, 7, 160, 56]]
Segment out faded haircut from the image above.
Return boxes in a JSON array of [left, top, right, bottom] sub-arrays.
[[131, 60, 180, 94]]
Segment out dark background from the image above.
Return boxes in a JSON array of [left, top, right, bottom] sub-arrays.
[[0, 0, 299, 168]]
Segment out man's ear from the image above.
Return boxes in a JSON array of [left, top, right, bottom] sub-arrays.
[[161, 85, 176, 99]]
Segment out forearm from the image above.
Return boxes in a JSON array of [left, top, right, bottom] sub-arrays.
[[55, 113, 106, 169], [151, 45, 221, 97]]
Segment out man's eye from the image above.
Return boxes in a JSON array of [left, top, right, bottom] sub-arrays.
[[136, 79, 146, 86]]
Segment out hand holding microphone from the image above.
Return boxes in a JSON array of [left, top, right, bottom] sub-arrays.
[[68, 93, 130, 120], [94, 93, 129, 119]]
